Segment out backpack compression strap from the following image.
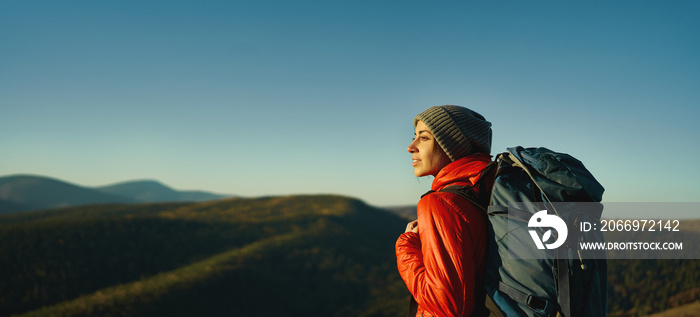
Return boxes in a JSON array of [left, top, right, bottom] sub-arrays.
[[500, 151, 572, 317]]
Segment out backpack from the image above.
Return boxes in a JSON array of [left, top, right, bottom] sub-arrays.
[[428, 146, 607, 317]]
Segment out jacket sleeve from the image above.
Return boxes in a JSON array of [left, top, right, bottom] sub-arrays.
[[396, 194, 479, 317]]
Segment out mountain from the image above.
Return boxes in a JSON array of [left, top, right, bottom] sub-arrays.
[[96, 180, 230, 203], [0, 175, 233, 214], [0, 195, 409, 317], [0, 175, 136, 213], [383, 205, 416, 220], [0, 198, 29, 214]]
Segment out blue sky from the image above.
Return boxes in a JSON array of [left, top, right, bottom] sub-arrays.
[[1, 1, 699, 209]]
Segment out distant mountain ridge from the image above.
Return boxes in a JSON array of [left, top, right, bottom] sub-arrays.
[[0, 175, 136, 213], [96, 179, 229, 203], [0, 174, 232, 214]]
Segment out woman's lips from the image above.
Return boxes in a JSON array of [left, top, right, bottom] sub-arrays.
[[412, 159, 420, 167]]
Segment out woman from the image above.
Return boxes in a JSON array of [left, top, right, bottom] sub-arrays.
[[396, 105, 493, 317]]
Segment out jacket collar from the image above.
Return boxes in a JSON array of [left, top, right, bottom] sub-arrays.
[[431, 153, 492, 191]]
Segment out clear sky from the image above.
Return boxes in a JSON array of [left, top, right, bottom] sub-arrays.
[[2, 1, 699, 209]]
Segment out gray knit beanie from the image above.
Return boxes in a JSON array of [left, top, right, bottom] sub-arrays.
[[414, 105, 492, 161]]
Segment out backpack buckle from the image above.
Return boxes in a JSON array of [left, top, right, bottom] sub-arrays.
[[526, 295, 548, 311]]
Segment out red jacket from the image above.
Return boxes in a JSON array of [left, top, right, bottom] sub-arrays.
[[396, 153, 492, 317]]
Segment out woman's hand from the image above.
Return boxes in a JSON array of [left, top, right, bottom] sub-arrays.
[[405, 219, 419, 234]]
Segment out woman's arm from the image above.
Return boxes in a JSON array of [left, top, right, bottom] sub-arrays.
[[396, 194, 479, 316]]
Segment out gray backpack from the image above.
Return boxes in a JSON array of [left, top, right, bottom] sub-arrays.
[[483, 147, 607, 317]]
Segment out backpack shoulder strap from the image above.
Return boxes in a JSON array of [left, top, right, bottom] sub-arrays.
[[437, 185, 487, 213], [421, 161, 497, 213]]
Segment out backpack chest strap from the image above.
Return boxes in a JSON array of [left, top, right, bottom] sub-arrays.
[[497, 282, 554, 314]]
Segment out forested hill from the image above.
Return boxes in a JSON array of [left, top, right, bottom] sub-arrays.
[[0, 195, 410, 317], [0, 195, 698, 316]]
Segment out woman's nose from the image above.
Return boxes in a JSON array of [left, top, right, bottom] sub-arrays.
[[407, 140, 417, 153]]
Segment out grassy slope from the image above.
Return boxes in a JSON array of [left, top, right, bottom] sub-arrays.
[[648, 301, 700, 317]]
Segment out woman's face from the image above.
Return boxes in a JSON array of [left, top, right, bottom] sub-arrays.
[[408, 120, 451, 177]]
